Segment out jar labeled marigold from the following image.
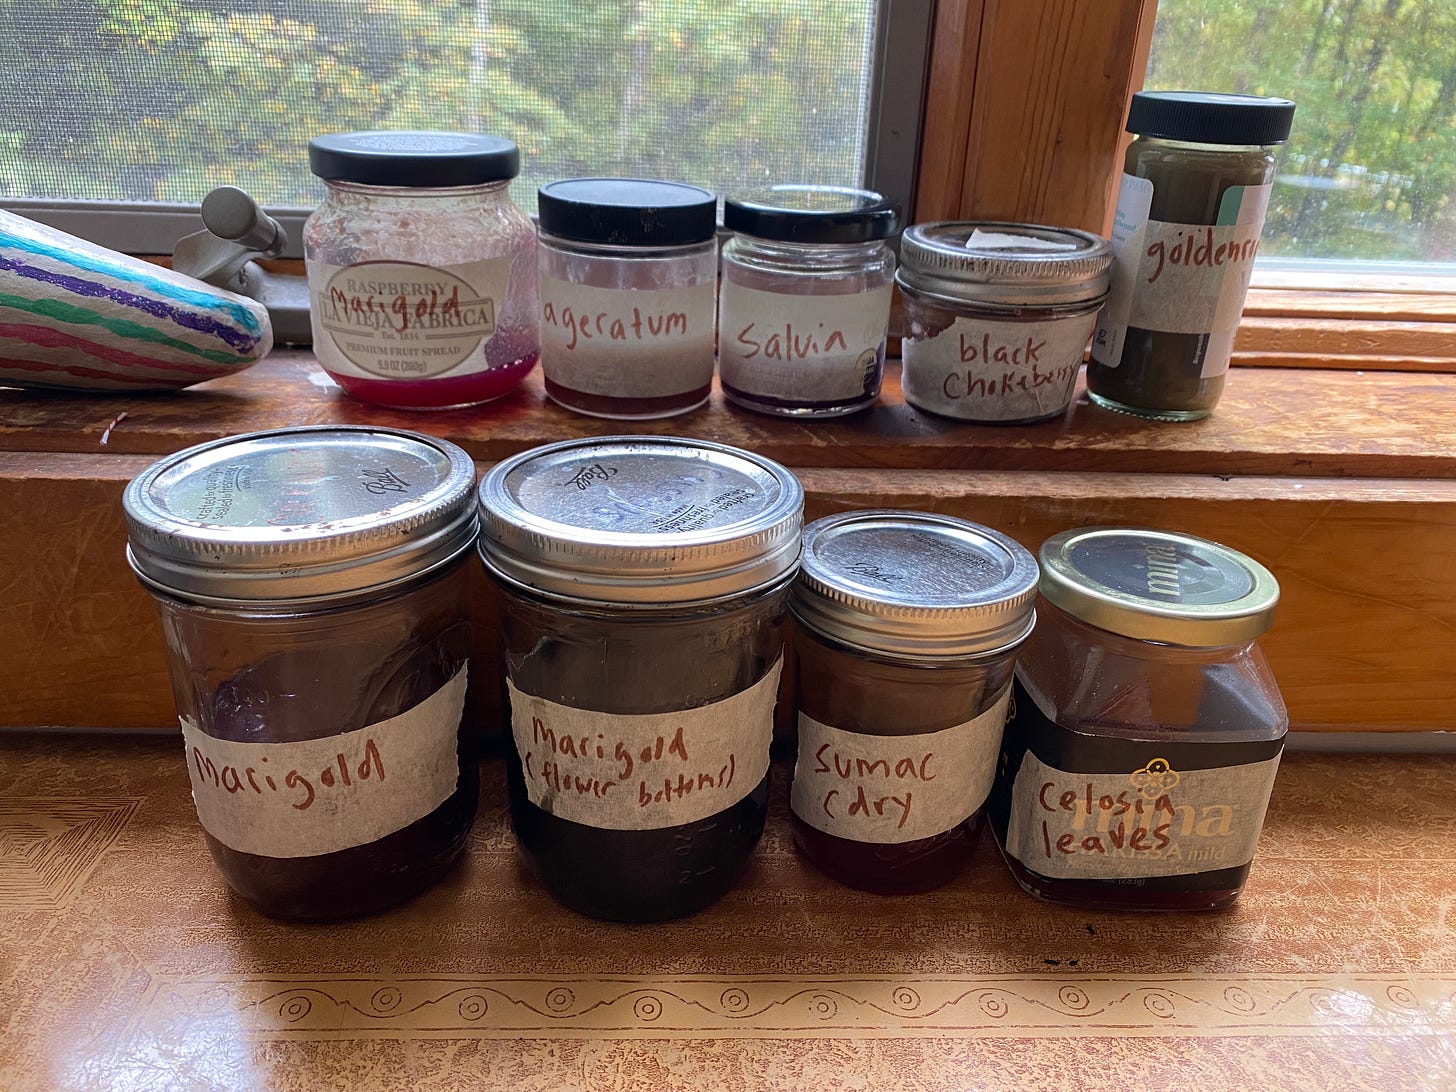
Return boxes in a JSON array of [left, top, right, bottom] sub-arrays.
[[988, 526, 1288, 911], [789, 510, 1039, 894], [123, 426, 480, 920], [477, 436, 803, 921]]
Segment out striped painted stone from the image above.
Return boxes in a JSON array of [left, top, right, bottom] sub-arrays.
[[0, 209, 272, 392]]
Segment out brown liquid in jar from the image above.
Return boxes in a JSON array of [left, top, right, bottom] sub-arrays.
[[497, 580, 789, 922], [792, 623, 1016, 894], [543, 377, 711, 419], [169, 565, 477, 921]]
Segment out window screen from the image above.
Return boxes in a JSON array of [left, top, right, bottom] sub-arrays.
[[0, 1, 880, 212]]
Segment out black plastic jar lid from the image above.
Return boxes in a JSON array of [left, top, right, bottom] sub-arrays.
[[537, 178, 717, 246], [1126, 91, 1296, 146], [724, 184, 900, 244], [308, 131, 520, 187]]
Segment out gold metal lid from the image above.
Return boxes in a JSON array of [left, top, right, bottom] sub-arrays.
[[1039, 526, 1279, 647]]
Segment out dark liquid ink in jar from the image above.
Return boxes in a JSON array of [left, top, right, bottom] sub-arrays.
[[789, 511, 1038, 894], [988, 526, 1288, 910], [123, 426, 481, 920], [477, 436, 803, 921]]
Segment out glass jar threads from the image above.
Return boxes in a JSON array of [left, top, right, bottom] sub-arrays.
[[718, 185, 899, 417], [988, 526, 1287, 911], [303, 131, 540, 410], [536, 178, 718, 419], [477, 436, 803, 921], [1088, 92, 1296, 420], [122, 426, 480, 920], [898, 222, 1112, 423], [789, 511, 1038, 894]]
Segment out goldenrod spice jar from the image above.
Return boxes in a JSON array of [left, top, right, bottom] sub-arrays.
[[124, 426, 480, 920], [789, 510, 1038, 894], [989, 526, 1287, 910]]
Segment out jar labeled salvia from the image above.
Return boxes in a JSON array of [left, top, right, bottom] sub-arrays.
[[537, 178, 718, 418], [304, 131, 540, 410], [477, 436, 803, 921], [1089, 92, 1296, 420], [718, 185, 899, 417], [123, 426, 480, 920], [790, 510, 1038, 894], [898, 222, 1112, 423], [988, 526, 1287, 911]]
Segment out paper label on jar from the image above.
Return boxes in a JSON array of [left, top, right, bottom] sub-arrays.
[[996, 678, 1283, 881], [901, 312, 1094, 421], [717, 281, 892, 402], [790, 683, 1011, 844], [179, 667, 467, 859], [309, 258, 512, 380], [538, 277, 716, 398], [1092, 178, 1272, 379], [1090, 172, 1154, 369], [506, 657, 782, 831]]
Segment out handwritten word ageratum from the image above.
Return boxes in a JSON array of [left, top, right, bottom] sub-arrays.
[[543, 302, 692, 352], [522, 716, 737, 809], [190, 735, 385, 812], [814, 742, 937, 831]]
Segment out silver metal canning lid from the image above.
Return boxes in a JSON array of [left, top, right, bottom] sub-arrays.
[[897, 221, 1113, 307], [477, 436, 804, 605], [1039, 526, 1279, 647], [123, 426, 478, 606], [792, 510, 1039, 658]]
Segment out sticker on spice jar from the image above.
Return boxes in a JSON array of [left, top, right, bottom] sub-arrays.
[[179, 667, 466, 859], [790, 684, 1011, 844], [901, 311, 1096, 421], [506, 658, 781, 831], [539, 277, 716, 398], [718, 281, 892, 403]]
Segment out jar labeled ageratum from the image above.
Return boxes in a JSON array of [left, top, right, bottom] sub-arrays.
[[718, 185, 899, 417], [1089, 92, 1296, 420], [988, 526, 1288, 911], [537, 178, 718, 418], [477, 437, 803, 921], [789, 511, 1038, 894], [123, 426, 480, 920], [304, 131, 540, 410], [898, 222, 1112, 423]]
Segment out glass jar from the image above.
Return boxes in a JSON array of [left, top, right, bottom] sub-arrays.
[[122, 426, 480, 920], [304, 130, 540, 410], [988, 526, 1288, 911], [898, 222, 1112, 423], [477, 436, 803, 922], [718, 185, 899, 417], [536, 178, 718, 419], [1088, 92, 1296, 421], [789, 511, 1038, 894]]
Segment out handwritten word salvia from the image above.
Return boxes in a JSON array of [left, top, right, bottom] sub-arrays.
[[733, 322, 850, 362], [191, 736, 385, 812]]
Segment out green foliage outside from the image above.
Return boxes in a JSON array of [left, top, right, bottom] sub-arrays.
[[0, 0, 872, 213], [1148, 0, 1456, 260]]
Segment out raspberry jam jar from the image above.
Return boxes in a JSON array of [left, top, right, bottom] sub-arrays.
[[988, 526, 1288, 911], [304, 131, 540, 409], [123, 426, 480, 920], [477, 436, 803, 921], [788, 511, 1038, 894]]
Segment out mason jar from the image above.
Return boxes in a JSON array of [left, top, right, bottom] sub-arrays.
[[1088, 92, 1296, 420], [536, 178, 718, 419], [477, 436, 803, 922], [789, 511, 1039, 894], [123, 426, 480, 920], [988, 526, 1288, 911], [718, 184, 899, 417], [304, 130, 540, 410]]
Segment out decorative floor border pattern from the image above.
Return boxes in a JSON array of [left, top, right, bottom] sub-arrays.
[[135, 973, 1456, 1041]]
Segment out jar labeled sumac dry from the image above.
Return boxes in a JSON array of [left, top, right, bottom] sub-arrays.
[[477, 436, 803, 921], [123, 426, 480, 920], [789, 511, 1039, 894], [989, 526, 1288, 911]]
